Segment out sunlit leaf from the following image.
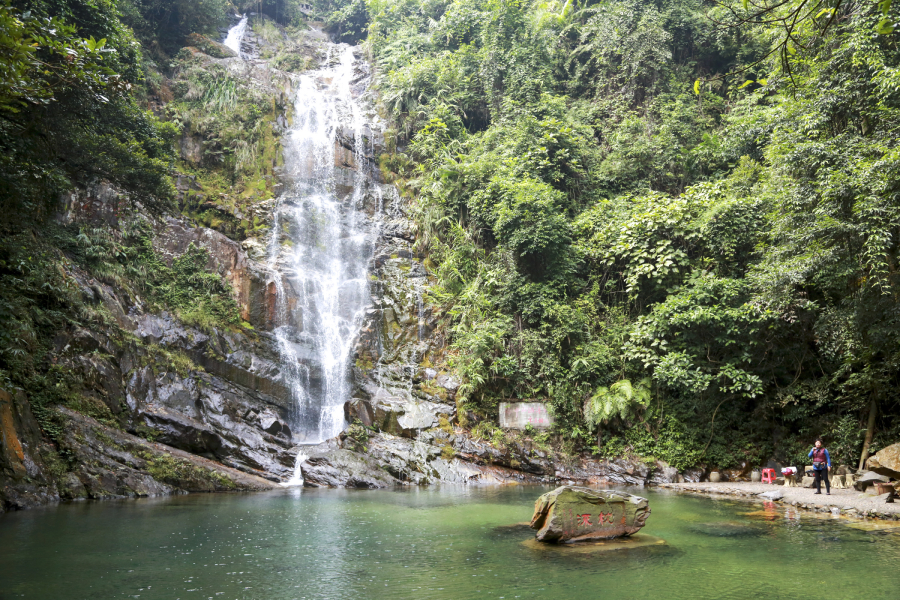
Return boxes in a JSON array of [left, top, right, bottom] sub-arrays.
[[875, 18, 895, 34]]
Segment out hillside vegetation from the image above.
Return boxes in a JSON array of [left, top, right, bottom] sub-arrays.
[[0, 0, 898, 475], [348, 0, 900, 470]]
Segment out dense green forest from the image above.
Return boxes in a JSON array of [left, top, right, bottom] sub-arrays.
[[1, 0, 899, 474], [357, 0, 900, 470]]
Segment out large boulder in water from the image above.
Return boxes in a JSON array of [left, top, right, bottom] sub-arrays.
[[530, 486, 651, 543], [866, 443, 900, 479]]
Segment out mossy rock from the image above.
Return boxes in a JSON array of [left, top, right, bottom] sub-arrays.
[[185, 33, 237, 59], [530, 486, 651, 543]]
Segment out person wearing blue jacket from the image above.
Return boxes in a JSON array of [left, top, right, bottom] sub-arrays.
[[808, 438, 831, 495]]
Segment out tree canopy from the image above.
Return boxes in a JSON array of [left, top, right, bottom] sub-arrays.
[[359, 0, 900, 468]]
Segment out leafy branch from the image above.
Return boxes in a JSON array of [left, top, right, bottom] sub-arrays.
[[695, 0, 895, 93]]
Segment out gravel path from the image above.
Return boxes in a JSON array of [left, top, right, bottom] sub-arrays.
[[659, 481, 900, 520]]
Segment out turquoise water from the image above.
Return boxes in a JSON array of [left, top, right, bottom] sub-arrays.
[[1, 486, 898, 599]]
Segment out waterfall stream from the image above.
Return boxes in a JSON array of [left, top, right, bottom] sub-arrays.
[[223, 15, 248, 57], [266, 45, 378, 445]]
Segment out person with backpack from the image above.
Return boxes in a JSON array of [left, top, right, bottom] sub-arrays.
[[808, 438, 831, 495]]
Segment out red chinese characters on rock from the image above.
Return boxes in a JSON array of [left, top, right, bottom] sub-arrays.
[[576, 513, 617, 527], [532, 487, 651, 543]]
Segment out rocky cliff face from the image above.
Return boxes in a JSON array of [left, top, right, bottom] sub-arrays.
[[1, 177, 298, 511]]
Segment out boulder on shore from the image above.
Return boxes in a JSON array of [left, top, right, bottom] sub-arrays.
[[855, 470, 890, 491], [866, 443, 900, 480], [530, 486, 650, 543]]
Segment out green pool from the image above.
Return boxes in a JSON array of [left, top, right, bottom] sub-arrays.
[[1, 486, 898, 599]]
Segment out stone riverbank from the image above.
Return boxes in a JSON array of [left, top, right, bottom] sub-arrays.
[[658, 481, 900, 521]]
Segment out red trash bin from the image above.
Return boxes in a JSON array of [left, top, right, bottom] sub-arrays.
[[761, 468, 777, 484]]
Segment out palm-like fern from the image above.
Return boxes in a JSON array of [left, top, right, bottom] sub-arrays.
[[584, 378, 652, 427]]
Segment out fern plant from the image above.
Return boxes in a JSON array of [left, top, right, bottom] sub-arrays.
[[584, 378, 652, 427]]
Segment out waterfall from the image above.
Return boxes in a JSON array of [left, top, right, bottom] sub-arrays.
[[268, 46, 376, 444], [223, 15, 248, 57]]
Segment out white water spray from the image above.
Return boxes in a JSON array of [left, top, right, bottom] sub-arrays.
[[281, 450, 308, 487], [268, 46, 376, 444], [223, 15, 248, 57]]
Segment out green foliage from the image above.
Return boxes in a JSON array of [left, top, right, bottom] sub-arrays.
[[345, 419, 371, 451], [359, 0, 900, 470], [0, 0, 175, 224], [145, 241, 242, 331], [59, 221, 242, 331], [167, 50, 286, 233], [314, 0, 369, 43], [120, 0, 229, 54], [584, 378, 651, 427], [440, 443, 456, 460], [64, 393, 118, 426], [0, 1, 120, 112], [0, 226, 101, 435]]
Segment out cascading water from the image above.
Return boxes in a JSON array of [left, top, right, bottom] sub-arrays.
[[268, 45, 377, 445], [223, 15, 248, 57]]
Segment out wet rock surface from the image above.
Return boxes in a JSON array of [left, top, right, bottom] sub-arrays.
[[299, 441, 399, 488], [303, 429, 547, 487], [3, 203, 303, 513], [368, 396, 455, 439], [57, 408, 277, 498], [530, 486, 651, 543], [0, 389, 61, 512]]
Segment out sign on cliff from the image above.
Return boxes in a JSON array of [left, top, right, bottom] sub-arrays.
[[499, 402, 554, 429]]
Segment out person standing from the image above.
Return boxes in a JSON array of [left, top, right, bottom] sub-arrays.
[[808, 438, 831, 495]]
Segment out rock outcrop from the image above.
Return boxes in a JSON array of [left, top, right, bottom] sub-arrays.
[[299, 441, 400, 488], [300, 429, 547, 487], [866, 443, 900, 480], [57, 408, 276, 499], [0, 389, 60, 512], [856, 470, 890, 491], [530, 486, 651, 543]]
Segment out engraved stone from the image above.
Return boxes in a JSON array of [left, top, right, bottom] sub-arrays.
[[530, 486, 651, 543]]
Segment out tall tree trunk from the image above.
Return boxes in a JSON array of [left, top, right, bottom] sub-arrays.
[[858, 398, 878, 470]]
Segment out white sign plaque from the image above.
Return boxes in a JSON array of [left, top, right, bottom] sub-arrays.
[[499, 402, 554, 429]]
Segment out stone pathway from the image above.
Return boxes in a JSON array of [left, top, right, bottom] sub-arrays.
[[658, 481, 899, 521]]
